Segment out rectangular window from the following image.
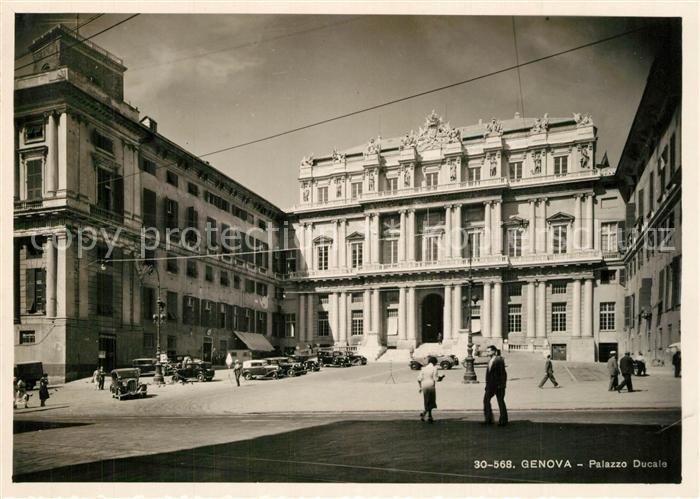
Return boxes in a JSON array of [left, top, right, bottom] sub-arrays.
[[552, 282, 567, 294], [19, 330, 36, 344], [317, 244, 329, 270], [187, 182, 199, 197], [205, 265, 213, 282], [351, 242, 364, 268], [186, 260, 198, 278], [166, 253, 178, 274], [351, 182, 363, 199], [96, 273, 113, 316], [26, 159, 43, 200], [142, 189, 157, 229], [600, 302, 616, 331], [507, 305, 522, 333], [92, 131, 114, 155], [24, 123, 44, 142], [509, 284, 522, 297], [169, 335, 178, 352], [319, 294, 329, 305], [166, 170, 179, 187], [426, 172, 439, 187], [233, 276, 241, 289], [552, 303, 567, 332], [164, 198, 179, 231], [601, 222, 619, 252], [384, 239, 398, 265], [425, 235, 439, 262], [139, 155, 157, 176], [507, 228, 523, 257], [509, 161, 523, 180], [256, 282, 268, 297], [318, 187, 328, 203], [245, 279, 255, 294], [648, 171, 654, 214], [285, 314, 296, 338], [552, 225, 568, 254], [638, 189, 645, 220], [386, 177, 398, 192], [96, 168, 113, 211], [351, 310, 364, 335], [166, 291, 178, 321], [317, 311, 330, 336], [256, 311, 267, 334], [206, 217, 218, 248], [220, 270, 229, 287], [205, 191, 230, 212], [352, 293, 364, 303], [554, 156, 568, 175], [468, 167, 481, 182], [466, 231, 481, 259], [601, 269, 617, 284], [182, 296, 194, 325], [219, 303, 228, 329]]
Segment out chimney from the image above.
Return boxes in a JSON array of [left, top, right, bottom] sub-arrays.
[[140, 116, 158, 133]]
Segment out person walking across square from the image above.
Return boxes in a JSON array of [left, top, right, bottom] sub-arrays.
[[418, 356, 441, 423], [616, 352, 635, 393], [483, 346, 508, 426], [607, 351, 619, 391], [39, 373, 50, 407], [233, 360, 242, 387], [538, 354, 560, 388]]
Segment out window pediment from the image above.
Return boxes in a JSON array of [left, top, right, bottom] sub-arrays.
[[502, 215, 529, 228], [546, 212, 575, 225], [313, 235, 333, 244], [346, 231, 365, 241]]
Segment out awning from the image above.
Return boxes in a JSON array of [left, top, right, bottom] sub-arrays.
[[233, 331, 274, 352]]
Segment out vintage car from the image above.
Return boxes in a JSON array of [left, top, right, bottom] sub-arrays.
[[172, 361, 215, 382], [266, 357, 307, 377], [241, 359, 280, 380], [317, 350, 352, 368], [347, 353, 368, 366], [14, 361, 44, 390], [409, 354, 460, 370], [132, 358, 157, 375], [110, 368, 148, 400], [290, 355, 320, 372]]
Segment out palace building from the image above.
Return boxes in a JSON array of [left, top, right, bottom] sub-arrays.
[[14, 24, 679, 382]]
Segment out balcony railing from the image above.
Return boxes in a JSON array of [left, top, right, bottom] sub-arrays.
[[89, 205, 124, 224], [14, 199, 44, 211], [508, 169, 600, 187], [509, 249, 601, 266]]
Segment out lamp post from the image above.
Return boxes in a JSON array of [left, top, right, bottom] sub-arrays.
[[462, 248, 479, 383], [153, 297, 166, 385]]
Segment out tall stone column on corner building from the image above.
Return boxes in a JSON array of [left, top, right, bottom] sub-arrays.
[[528, 199, 536, 254], [372, 214, 380, 264], [330, 292, 339, 343], [55, 233, 67, 317], [573, 194, 582, 251], [371, 288, 381, 340], [399, 209, 407, 262], [585, 194, 594, 250], [444, 205, 452, 259], [583, 278, 593, 337], [572, 279, 582, 337], [45, 112, 58, 197], [57, 112, 68, 194], [363, 289, 371, 337], [407, 286, 416, 344], [338, 219, 347, 269], [491, 281, 502, 339], [364, 214, 371, 266], [46, 235, 57, 318], [493, 201, 503, 255], [298, 294, 307, 343], [539, 198, 548, 254], [407, 209, 416, 261], [307, 293, 315, 342], [453, 204, 463, 259], [443, 285, 453, 341], [526, 281, 536, 338], [332, 220, 339, 269], [398, 286, 407, 341], [339, 291, 348, 344], [482, 282, 492, 338], [452, 283, 462, 337], [483, 201, 492, 256], [536, 281, 546, 338]]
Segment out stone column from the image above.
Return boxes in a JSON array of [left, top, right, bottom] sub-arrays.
[[407, 286, 416, 343], [528, 199, 536, 254], [298, 294, 306, 343], [364, 214, 371, 265], [572, 279, 582, 337], [56, 233, 67, 317], [539, 198, 548, 254], [45, 112, 58, 196], [307, 293, 315, 341], [332, 220, 339, 268], [492, 282, 502, 339], [331, 292, 339, 342], [339, 219, 347, 269], [398, 287, 407, 341], [585, 194, 594, 250], [407, 209, 416, 261], [371, 214, 380, 264], [444, 205, 452, 259], [482, 282, 492, 337], [573, 194, 582, 251], [583, 278, 593, 337], [363, 289, 371, 336], [536, 281, 546, 338], [443, 285, 453, 340], [452, 283, 462, 336], [483, 202, 492, 256], [339, 291, 347, 343], [493, 201, 502, 255], [57, 112, 67, 193], [371, 289, 381, 337], [46, 235, 57, 317], [526, 281, 536, 338], [399, 210, 407, 261], [453, 204, 462, 258]]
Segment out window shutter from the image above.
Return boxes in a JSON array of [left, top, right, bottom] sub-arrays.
[[182, 295, 189, 325], [26, 269, 35, 313], [226, 304, 233, 330], [193, 297, 200, 326], [113, 175, 124, 214], [162, 197, 170, 232], [619, 268, 626, 287]]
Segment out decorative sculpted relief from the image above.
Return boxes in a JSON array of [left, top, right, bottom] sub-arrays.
[[364, 136, 382, 158], [578, 144, 591, 169], [399, 110, 461, 152], [331, 148, 346, 163], [485, 151, 500, 177], [334, 176, 343, 197], [530, 113, 549, 133], [300, 155, 314, 167], [484, 117, 504, 136], [532, 150, 543, 175], [573, 112, 594, 127], [302, 182, 310, 202]]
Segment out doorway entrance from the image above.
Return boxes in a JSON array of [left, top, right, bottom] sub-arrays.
[[99, 335, 116, 371], [202, 338, 213, 362], [551, 344, 567, 361], [421, 294, 444, 343], [598, 342, 618, 363]]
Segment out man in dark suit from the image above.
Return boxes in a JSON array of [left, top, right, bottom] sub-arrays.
[[607, 351, 619, 391], [616, 352, 635, 393], [483, 345, 508, 426], [538, 354, 560, 388]]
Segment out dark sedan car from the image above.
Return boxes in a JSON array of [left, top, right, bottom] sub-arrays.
[[317, 350, 351, 367], [289, 355, 320, 372], [172, 361, 215, 382], [266, 357, 307, 377], [347, 353, 368, 366], [409, 354, 460, 370]]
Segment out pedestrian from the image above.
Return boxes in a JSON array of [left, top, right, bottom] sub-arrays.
[[616, 352, 635, 393], [635, 352, 647, 376], [672, 350, 681, 377], [233, 359, 242, 387], [15, 378, 29, 409], [538, 354, 560, 388], [92, 367, 100, 390], [437, 332, 443, 345], [39, 373, 50, 407], [483, 345, 508, 426], [417, 356, 442, 423], [98, 367, 105, 390], [607, 351, 620, 391]]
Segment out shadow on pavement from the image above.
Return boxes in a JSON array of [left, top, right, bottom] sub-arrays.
[[14, 418, 680, 483], [14, 420, 92, 434]]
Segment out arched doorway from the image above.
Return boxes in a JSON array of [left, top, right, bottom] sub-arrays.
[[421, 294, 444, 343]]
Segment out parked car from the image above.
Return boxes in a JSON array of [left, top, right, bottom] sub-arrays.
[[347, 353, 368, 366], [290, 355, 320, 372], [241, 359, 280, 380], [172, 360, 215, 382], [409, 354, 460, 370], [317, 350, 351, 367], [266, 357, 307, 377], [109, 368, 148, 400], [132, 358, 157, 376], [14, 361, 43, 390]]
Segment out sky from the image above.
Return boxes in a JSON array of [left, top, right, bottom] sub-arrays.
[[15, 13, 665, 209]]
